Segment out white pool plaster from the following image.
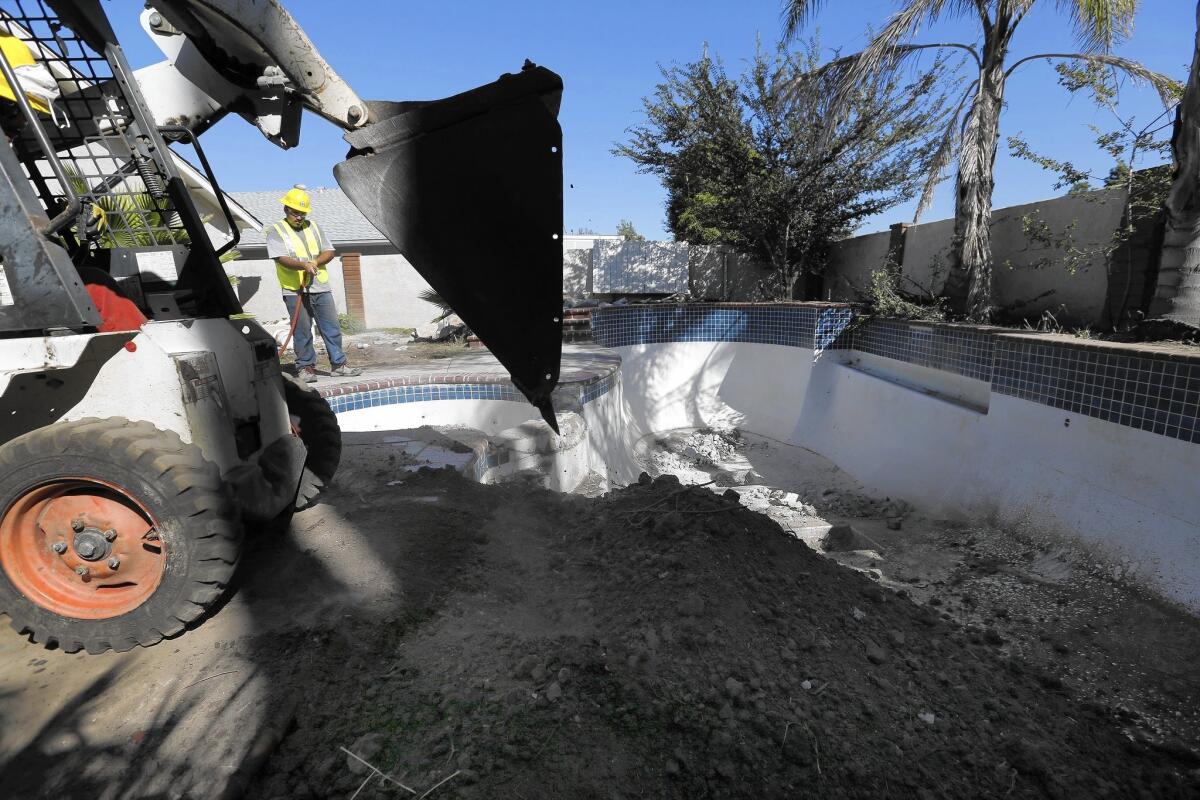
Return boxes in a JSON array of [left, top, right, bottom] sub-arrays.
[[328, 337, 1200, 608]]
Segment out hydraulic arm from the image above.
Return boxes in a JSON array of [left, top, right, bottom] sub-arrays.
[[133, 0, 566, 427]]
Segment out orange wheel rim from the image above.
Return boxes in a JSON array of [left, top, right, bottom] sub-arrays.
[[0, 479, 164, 619]]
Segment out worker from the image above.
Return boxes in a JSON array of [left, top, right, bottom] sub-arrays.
[[267, 185, 361, 382]]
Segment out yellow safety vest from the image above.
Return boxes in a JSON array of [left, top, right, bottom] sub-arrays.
[[0, 35, 51, 115], [272, 220, 330, 291]]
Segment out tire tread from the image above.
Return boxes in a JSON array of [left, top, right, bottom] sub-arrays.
[[0, 418, 242, 654]]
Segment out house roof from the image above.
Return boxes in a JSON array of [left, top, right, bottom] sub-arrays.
[[173, 155, 261, 234], [231, 187, 389, 247]]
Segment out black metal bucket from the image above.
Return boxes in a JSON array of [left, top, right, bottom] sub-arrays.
[[335, 63, 564, 431]]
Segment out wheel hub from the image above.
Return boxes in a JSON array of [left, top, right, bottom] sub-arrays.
[[0, 479, 165, 619], [71, 527, 111, 562]]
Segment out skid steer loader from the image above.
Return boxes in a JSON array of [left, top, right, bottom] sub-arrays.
[[0, 0, 563, 654]]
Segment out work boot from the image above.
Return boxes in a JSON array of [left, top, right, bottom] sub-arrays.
[[330, 362, 361, 377], [299, 366, 318, 383]]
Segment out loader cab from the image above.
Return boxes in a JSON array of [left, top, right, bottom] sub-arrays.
[[0, 2, 240, 337]]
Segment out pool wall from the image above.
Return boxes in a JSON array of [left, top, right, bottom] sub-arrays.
[[592, 304, 1200, 607], [322, 304, 1200, 607]]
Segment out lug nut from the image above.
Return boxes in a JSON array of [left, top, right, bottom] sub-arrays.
[[51, 541, 67, 554], [74, 566, 89, 577], [71, 519, 85, 532], [107, 557, 120, 570], [104, 529, 117, 542]]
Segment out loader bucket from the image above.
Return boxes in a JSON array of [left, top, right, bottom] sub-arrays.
[[334, 63, 564, 431]]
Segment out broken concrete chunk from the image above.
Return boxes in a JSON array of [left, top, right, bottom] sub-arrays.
[[822, 524, 885, 553], [413, 314, 465, 342]]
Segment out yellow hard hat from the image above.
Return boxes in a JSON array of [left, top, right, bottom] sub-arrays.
[[280, 185, 311, 214], [0, 34, 50, 114]]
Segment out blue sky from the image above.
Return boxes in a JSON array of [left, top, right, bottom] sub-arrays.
[[111, 0, 1193, 239]]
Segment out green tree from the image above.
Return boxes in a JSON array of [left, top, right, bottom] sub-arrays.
[[616, 219, 647, 241], [1153, 2, 1200, 328], [784, 0, 1180, 322], [615, 42, 952, 299]]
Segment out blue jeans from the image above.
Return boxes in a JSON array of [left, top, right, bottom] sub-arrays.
[[283, 291, 347, 369]]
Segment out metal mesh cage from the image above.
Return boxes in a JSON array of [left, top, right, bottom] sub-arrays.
[[0, 0, 187, 249]]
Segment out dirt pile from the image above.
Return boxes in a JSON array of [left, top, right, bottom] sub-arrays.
[[252, 470, 1200, 799]]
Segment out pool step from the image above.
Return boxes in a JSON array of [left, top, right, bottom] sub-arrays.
[[468, 411, 592, 491]]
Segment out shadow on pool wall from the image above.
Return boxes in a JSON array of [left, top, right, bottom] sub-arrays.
[[589, 304, 1200, 610]]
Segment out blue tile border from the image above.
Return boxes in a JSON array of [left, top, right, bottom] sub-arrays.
[[993, 336, 1200, 444], [591, 303, 1200, 446], [590, 303, 854, 352], [316, 305, 1200, 446], [323, 383, 528, 415], [847, 319, 995, 382], [320, 366, 620, 419]]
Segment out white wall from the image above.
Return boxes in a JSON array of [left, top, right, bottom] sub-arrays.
[[357, 253, 441, 329], [593, 240, 689, 294], [563, 249, 591, 297], [228, 253, 440, 330]]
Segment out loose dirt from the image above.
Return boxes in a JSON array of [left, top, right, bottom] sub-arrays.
[[240, 432, 1200, 799], [4, 426, 1199, 799], [280, 331, 468, 371]]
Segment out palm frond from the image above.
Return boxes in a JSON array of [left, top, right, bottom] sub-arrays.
[[1056, 0, 1138, 52], [1005, 52, 1183, 105], [781, 0, 828, 40], [417, 288, 453, 314], [822, 2, 979, 131], [914, 79, 978, 220]]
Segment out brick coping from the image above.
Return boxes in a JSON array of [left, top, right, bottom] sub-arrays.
[[992, 331, 1200, 363]]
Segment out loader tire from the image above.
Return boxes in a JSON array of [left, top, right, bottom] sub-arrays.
[[282, 374, 342, 509], [0, 419, 242, 654]]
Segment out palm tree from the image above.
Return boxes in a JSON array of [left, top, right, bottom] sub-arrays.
[[784, 0, 1179, 322], [65, 167, 240, 264], [1151, 2, 1200, 327]]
